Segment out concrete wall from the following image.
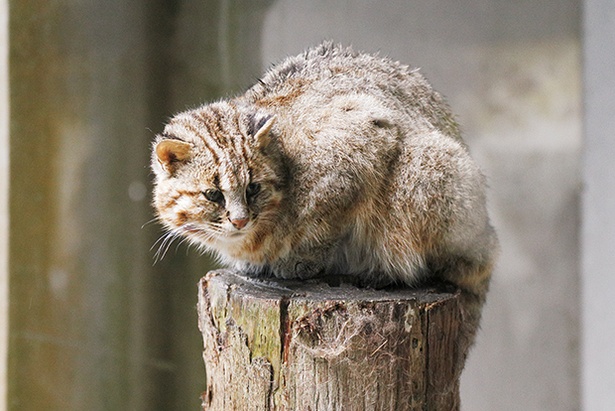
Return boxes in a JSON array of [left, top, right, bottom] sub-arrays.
[[582, 1, 615, 410], [259, 1, 581, 410], [1, 1, 589, 410]]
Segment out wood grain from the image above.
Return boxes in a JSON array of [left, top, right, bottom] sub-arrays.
[[198, 270, 462, 411]]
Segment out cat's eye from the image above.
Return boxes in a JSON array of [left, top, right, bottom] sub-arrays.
[[203, 189, 225, 205], [246, 182, 261, 197]]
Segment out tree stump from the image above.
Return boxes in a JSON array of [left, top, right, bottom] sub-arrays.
[[197, 270, 463, 411]]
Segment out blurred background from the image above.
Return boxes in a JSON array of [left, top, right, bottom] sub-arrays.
[[1, 0, 613, 410]]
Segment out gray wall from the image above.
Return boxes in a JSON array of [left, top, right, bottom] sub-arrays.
[[582, 1, 615, 410], [260, 1, 581, 410], [1, 1, 602, 410]]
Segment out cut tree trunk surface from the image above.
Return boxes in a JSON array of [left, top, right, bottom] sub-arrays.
[[197, 270, 463, 411]]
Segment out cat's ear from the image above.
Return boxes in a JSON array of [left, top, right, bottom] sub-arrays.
[[154, 139, 192, 175], [251, 114, 276, 149]]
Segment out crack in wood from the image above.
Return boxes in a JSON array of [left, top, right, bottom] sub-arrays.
[[198, 270, 463, 410]]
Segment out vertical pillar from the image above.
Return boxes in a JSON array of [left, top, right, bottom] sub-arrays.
[[6, 1, 276, 409], [582, 1, 615, 410], [8, 1, 153, 409], [0, 0, 9, 409]]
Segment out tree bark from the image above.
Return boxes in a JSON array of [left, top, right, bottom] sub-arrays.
[[197, 270, 463, 411]]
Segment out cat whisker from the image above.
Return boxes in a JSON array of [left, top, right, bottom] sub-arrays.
[[184, 223, 223, 238], [150, 232, 169, 253], [150, 228, 176, 252], [152, 237, 172, 264], [152, 229, 184, 264], [174, 233, 197, 254], [141, 217, 160, 230]]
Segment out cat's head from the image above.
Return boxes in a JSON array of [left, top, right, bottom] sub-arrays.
[[151, 101, 285, 260]]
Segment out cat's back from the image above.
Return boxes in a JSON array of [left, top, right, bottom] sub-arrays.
[[243, 42, 460, 140], [245, 42, 412, 106]]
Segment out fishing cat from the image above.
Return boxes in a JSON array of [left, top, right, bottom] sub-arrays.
[[151, 42, 498, 356]]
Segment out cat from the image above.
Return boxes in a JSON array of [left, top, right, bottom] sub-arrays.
[[151, 42, 498, 358]]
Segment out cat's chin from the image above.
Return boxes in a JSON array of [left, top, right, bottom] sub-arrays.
[[211, 229, 251, 246]]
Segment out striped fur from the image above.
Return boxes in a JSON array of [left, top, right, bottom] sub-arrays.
[[151, 43, 498, 359]]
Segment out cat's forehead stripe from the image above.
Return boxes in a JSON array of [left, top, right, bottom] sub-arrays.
[[186, 110, 249, 188], [195, 105, 253, 187], [189, 111, 225, 163], [231, 110, 251, 165], [178, 118, 217, 161], [218, 165, 241, 191], [208, 105, 225, 136], [193, 109, 230, 150]]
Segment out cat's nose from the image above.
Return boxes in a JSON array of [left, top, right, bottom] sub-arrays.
[[230, 218, 249, 230]]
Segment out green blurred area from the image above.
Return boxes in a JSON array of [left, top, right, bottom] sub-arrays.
[[7, 1, 271, 409]]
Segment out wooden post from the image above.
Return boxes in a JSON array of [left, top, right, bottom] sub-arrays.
[[197, 270, 463, 411]]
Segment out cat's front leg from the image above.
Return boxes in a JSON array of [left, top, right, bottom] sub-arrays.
[[268, 256, 327, 280]]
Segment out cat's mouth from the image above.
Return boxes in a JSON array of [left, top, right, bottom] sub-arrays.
[[183, 224, 204, 234], [226, 224, 253, 239], [181, 223, 250, 240]]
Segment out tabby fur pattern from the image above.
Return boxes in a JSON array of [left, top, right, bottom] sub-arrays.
[[151, 42, 498, 356]]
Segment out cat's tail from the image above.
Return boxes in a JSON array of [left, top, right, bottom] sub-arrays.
[[432, 239, 497, 372]]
